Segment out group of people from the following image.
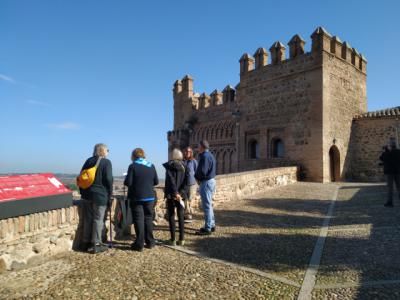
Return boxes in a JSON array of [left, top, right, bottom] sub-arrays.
[[78, 140, 216, 254], [380, 137, 400, 207]]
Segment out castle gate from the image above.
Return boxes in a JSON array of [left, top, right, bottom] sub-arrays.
[[329, 145, 340, 182]]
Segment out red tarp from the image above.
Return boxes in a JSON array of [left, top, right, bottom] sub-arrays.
[[0, 173, 71, 203]]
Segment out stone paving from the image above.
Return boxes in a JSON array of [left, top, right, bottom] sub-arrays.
[[0, 182, 399, 299]]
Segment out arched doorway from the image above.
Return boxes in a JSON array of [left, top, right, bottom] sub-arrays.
[[329, 145, 340, 182]]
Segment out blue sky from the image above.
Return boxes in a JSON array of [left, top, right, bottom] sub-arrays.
[[1, 0, 399, 176]]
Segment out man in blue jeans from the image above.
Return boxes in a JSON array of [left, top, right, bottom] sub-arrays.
[[194, 140, 216, 235]]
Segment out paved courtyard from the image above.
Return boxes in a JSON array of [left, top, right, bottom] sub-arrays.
[[1, 182, 400, 299]]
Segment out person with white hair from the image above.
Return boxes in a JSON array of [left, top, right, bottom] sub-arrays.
[[163, 148, 187, 246], [79, 143, 113, 254]]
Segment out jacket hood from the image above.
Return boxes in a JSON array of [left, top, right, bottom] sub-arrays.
[[163, 160, 185, 172]]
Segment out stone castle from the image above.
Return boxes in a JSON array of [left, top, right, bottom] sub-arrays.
[[168, 27, 400, 182]]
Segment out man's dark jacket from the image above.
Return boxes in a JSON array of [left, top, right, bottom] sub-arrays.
[[380, 148, 400, 175], [195, 150, 216, 182], [163, 160, 187, 199], [79, 156, 113, 206], [124, 159, 159, 202]]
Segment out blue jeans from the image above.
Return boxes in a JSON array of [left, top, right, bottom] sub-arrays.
[[199, 178, 216, 231]]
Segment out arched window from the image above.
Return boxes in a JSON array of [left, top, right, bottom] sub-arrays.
[[249, 140, 260, 159], [272, 138, 284, 158]]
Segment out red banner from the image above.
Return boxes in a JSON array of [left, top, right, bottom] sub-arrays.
[[0, 173, 71, 203]]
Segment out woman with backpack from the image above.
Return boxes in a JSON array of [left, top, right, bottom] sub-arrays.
[[163, 149, 187, 246], [78, 143, 113, 254]]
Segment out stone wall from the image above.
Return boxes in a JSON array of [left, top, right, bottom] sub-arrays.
[[348, 116, 400, 181], [0, 206, 79, 272], [0, 166, 297, 272], [212, 166, 298, 204], [322, 49, 367, 182], [155, 166, 297, 208]]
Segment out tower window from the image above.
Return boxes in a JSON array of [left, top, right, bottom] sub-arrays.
[[249, 140, 260, 159], [272, 138, 284, 158]]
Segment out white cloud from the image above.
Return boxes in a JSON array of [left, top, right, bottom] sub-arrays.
[[46, 122, 80, 130], [26, 99, 48, 106], [0, 73, 16, 84]]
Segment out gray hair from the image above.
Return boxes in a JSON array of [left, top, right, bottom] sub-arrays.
[[199, 140, 210, 149], [171, 148, 183, 161], [93, 143, 108, 157]]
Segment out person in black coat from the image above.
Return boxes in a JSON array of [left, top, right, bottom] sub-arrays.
[[124, 148, 159, 251], [80, 143, 113, 254], [380, 138, 400, 207], [163, 149, 187, 246]]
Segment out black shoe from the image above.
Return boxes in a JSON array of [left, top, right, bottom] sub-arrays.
[[211, 226, 216, 232], [78, 242, 90, 252], [144, 243, 155, 249], [131, 244, 144, 252], [384, 202, 394, 207], [196, 228, 211, 236], [91, 244, 108, 254]]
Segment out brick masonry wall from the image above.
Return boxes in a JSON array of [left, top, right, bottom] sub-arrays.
[[348, 117, 400, 181], [0, 206, 79, 272]]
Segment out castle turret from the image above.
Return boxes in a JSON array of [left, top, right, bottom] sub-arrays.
[[269, 42, 286, 64], [254, 47, 268, 69], [181, 74, 194, 97], [223, 85, 235, 103], [351, 48, 360, 68], [288, 34, 305, 58], [199, 92, 211, 109], [359, 54, 367, 73], [239, 53, 255, 75], [211, 89, 223, 105], [311, 26, 332, 53], [341, 42, 353, 64], [330, 36, 342, 55], [173, 80, 182, 95]]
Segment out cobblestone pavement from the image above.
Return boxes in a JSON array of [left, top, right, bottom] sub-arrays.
[[1, 182, 399, 299]]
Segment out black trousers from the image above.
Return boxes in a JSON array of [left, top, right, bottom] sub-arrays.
[[387, 174, 400, 203], [167, 198, 185, 241], [131, 200, 155, 248]]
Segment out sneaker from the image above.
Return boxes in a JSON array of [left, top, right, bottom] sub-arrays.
[[177, 240, 185, 246], [131, 244, 144, 252], [184, 214, 193, 223], [91, 244, 108, 254], [384, 202, 394, 207], [195, 228, 211, 236], [166, 239, 176, 246]]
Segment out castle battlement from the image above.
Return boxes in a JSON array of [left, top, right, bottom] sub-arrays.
[[174, 74, 237, 111], [238, 26, 367, 76], [173, 27, 367, 118]]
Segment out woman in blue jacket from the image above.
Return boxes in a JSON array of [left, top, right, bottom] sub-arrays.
[[124, 148, 159, 251]]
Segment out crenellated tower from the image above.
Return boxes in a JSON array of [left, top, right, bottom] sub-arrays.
[[168, 26, 368, 181]]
